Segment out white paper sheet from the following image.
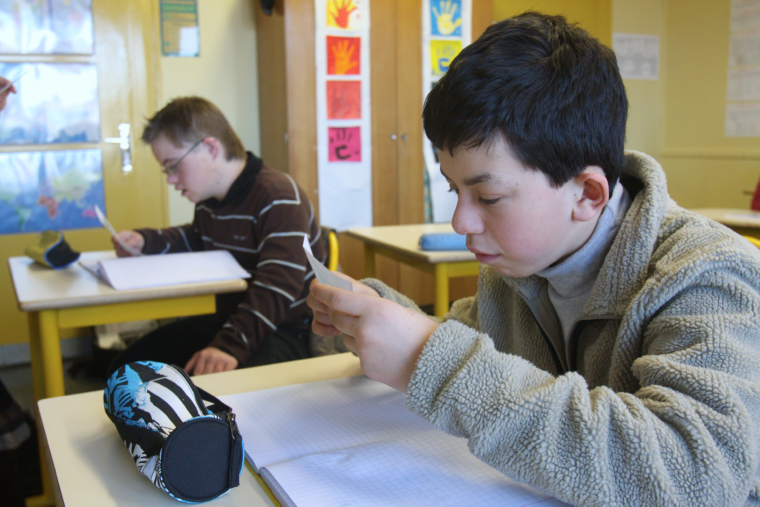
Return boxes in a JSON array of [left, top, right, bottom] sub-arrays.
[[94, 205, 142, 256], [302, 236, 352, 291], [79, 250, 250, 290]]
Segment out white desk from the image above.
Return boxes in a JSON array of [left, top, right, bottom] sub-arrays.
[[38, 353, 363, 507], [9, 251, 248, 401], [345, 223, 478, 318], [691, 208, 760, 239]]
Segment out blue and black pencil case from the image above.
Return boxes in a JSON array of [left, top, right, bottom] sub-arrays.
[[104, 361, 245, 503]]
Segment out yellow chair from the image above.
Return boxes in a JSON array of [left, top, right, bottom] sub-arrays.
[[745, 236, 760, 249], [321, 226, 340, 271]]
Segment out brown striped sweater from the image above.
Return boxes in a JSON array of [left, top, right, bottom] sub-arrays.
[[136, 152, 325, 364]]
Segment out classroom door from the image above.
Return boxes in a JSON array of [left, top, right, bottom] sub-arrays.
[[0, 0, 166, 349]]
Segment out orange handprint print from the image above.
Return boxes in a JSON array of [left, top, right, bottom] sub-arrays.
[[327, 36, 361, 75], [431, 0, 463, 36], [328, 0, 360, 30]]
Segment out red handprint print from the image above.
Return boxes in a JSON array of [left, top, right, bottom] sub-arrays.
[[328, 0, 358, 29]]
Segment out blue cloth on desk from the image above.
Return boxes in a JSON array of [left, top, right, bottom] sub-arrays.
[[419, 232, 468, 251]]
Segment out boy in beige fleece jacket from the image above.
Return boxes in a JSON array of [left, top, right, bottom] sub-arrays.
[[308, 12, 760, 507]]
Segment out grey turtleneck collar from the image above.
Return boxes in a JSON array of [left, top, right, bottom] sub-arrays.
[[532, 181, 632, 370]]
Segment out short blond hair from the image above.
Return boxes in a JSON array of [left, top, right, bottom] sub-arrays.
[[142, 97, 246, 160]]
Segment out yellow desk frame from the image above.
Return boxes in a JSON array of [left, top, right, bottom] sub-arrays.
[[362, 243, 479, 318]]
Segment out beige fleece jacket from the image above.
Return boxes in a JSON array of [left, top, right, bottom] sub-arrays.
[[364, 151, 760, 507]]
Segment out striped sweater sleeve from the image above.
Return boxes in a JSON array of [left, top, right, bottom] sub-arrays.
[[136, 221, 204, 254], [208, 179, 318, 364]]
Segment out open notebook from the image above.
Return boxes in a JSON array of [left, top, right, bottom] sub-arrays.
[[79, 250, 250, 290], [219, 376, 570, 507]]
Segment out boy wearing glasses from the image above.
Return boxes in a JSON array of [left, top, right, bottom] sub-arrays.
[[110, 96, 325, 376], [308, 13, 760, 507]]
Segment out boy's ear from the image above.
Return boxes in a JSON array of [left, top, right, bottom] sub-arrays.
[[202, 137, 222, 159], [572, 166, 609, 222]]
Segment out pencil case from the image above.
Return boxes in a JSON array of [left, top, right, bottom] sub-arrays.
[[104, 361, 245, 503], [418, 232, 467, 251], [24, 230, 80, 269]]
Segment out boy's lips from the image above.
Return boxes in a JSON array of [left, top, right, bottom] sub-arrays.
[[468, 246, 499, 263]]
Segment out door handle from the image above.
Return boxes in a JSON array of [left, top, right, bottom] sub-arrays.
[[105, 123, 133, 173]]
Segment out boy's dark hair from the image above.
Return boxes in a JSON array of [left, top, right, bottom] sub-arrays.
[[142, 96, 246, 161], [423, 12, 628, 190]]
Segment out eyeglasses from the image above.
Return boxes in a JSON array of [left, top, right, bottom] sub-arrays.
[[161, 139, 203, 176]]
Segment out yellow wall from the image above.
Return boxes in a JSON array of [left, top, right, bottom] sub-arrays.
[[159, 0, 261, 226], [659, 0, 760, 209], [493, 0, 612, 45], [612, 0, 663, 157]]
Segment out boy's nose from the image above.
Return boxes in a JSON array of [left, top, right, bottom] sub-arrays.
[[451, 201, 482, 235]]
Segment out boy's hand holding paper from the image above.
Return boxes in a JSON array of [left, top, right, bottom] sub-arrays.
[[94, 205, 143, 257], [304, 242, 439, 391]]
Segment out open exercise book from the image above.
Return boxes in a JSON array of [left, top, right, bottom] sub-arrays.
[[79, 250, 250, 290], [219, 376, 570, 507]]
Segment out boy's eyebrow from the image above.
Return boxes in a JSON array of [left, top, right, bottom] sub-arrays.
[[440, 170, 496, 186], [463, 173, 495, 186]]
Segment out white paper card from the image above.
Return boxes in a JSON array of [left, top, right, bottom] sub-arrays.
[[94, 205, 142, 257], [303, 236, 352, 291]]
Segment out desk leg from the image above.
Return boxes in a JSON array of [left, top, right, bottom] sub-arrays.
[[26, 313, 56, 507], [36, 311, 65, 399], [434, 263, 450, 319], [364, 245, 376, 278]]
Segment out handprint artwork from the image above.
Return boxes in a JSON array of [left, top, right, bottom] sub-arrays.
[[430, 40, 462, 76], [327, 80, 361, 119], [431, 0, 462, 36], [327, 0, 361, 30], [327, 36, 361, 75], [328, 127, 362, 162]]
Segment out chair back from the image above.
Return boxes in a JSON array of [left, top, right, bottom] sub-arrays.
[[321, 226, 339, 271]]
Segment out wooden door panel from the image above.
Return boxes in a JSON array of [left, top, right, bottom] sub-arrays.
[[0, 0, 163, 347]]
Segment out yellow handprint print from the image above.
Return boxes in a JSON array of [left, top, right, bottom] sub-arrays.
[[332, 39, 359, 75], [432, 0, 462, 36], [430, 40, 462, 76]]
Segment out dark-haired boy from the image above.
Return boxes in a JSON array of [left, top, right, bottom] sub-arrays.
[[308, 12, 760, 507], [110, 96, 324, 376]]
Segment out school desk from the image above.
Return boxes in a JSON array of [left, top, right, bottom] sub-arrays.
[[345, 223, 478, 318], [691, 208, 760, 239], [8, 251, 248, 401], [37, 352, 363, 507]]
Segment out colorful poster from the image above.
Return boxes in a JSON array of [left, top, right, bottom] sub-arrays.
[[327, 0, 362, 31], [422, 0, 471, 223], [316, 0, 371, 230], [160, 0, 200, 57], [327, 36, 361, 75], [328, 127, 362, 161], [0, 149, 104, 234], [327, 80, 362, 119], [430, 39, 462, 76], [0, 62, 100, 145], [430, 0, 463, 36], [0, 0, 94, 55]]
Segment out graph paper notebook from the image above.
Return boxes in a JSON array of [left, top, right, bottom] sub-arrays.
[[219, 376, 570, 507]]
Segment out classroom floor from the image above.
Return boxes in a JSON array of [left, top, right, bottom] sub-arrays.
[[1, 357, 106, 416]]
